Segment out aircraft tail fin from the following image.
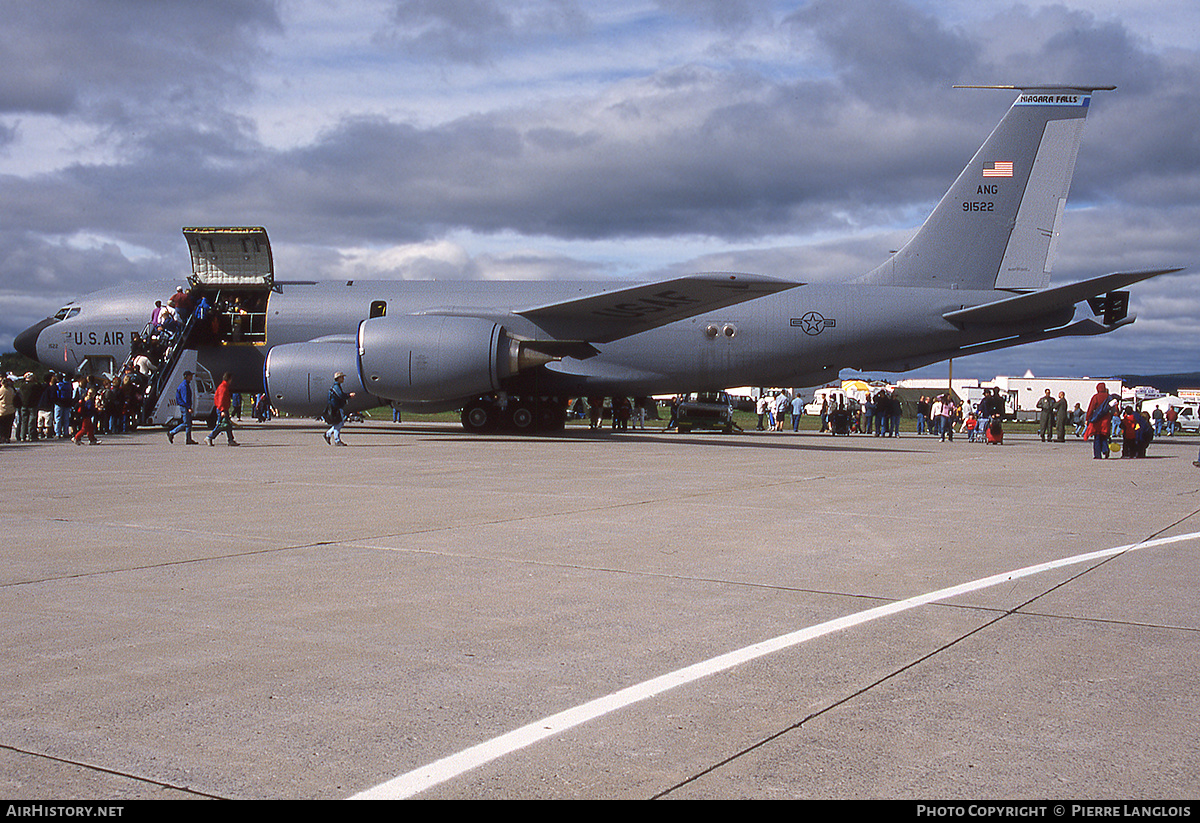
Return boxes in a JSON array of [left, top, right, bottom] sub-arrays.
[[858, 86, 1114, 290]]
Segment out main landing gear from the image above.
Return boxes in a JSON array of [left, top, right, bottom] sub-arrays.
[[461, 396, 567, 434]]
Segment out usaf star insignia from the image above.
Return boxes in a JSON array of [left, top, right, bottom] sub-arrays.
[[791, 312, 835, 335]]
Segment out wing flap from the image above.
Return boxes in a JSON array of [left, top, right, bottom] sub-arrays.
[[516, 272, 801, 343]]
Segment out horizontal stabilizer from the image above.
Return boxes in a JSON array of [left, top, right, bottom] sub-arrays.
[[516, 273, 801, 343], [943, 268, 1183, 326]]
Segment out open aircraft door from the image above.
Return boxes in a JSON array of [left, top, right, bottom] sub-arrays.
[[183, 226, 274, 289], [182, 226, 275, 344]]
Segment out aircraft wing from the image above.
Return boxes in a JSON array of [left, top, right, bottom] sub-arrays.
[[514, 272, 801, 343], [943, 268, 1183, 326]]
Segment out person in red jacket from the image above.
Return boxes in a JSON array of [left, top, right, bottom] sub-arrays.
[[1086, 382, 1113, 459], [205, 373, 239, 447]]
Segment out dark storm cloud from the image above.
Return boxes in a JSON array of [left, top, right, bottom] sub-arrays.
[[9, 0, 1191, 248], [1076, 81, 1200, 207], [0, 116, 268, 254], [252, 67, 980, 245], [785, 0, 977, 100], [0, 229, 173, 343], [4, 0, 1191, 270], [976, 5, 1159, 92], [0, 0, 282, 274], [0, 0, 281, 117], [4, 0, 1195, 255], [0, 230, 156, 292]]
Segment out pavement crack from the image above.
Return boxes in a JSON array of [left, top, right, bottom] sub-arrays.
[[0, 542, 342, 588], [0, 742, 227, 799]]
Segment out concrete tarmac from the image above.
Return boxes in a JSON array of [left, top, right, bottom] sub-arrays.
[[2, 419, 1198, 799]]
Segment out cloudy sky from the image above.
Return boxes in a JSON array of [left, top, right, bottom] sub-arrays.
[[3, 0, 1198, 381]]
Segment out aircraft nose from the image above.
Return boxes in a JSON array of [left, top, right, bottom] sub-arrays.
[[13, 318, 52, 361]]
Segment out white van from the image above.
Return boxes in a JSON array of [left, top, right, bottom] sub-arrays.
[[1173, 404, 1200, 433], [1141, 396, 1199, 433]]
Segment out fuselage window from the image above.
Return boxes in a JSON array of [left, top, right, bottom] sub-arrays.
[[370, 300, 387, 318]]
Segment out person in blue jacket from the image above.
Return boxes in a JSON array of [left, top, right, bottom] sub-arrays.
[[167, 370, 198, 444], [54, 375, 73, 438], [324, 372, 356, 446]]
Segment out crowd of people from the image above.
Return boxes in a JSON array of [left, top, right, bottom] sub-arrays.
[[756, 391, 802, 432], [801, 383, 1174, 459], [1, 284, 212, 445], [0, 364, 260, 448], [0, 277, 300, 448], [812, 388, 961, 439], [0, 370, 154, 445], [911, 388, 1009, 444]]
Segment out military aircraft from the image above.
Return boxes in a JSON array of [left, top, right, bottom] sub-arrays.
[[13, 85, 1182, 432]]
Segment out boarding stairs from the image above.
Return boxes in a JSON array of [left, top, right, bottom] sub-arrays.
[[119, 308, 199, 425]]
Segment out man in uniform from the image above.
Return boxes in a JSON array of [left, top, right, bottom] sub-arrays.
[[1037, 388, 1055, 442], [1053, 391, 1069, 442]]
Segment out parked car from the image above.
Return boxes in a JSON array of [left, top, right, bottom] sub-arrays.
[[1174, 404, 1200, 433], [675, 391, 737, 433]]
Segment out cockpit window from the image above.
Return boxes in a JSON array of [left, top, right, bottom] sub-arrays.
[[53, 306, 80, 320]]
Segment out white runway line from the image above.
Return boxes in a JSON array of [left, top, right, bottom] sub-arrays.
[[349, 530, 1200, 799]]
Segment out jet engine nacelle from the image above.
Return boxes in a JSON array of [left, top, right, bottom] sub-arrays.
[[357, 315, 552, 404], [264, 337, 373, 416]]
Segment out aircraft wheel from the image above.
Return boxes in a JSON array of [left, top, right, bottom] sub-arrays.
[[461, 400, 498, 433], [507, 402, 535, 432]]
